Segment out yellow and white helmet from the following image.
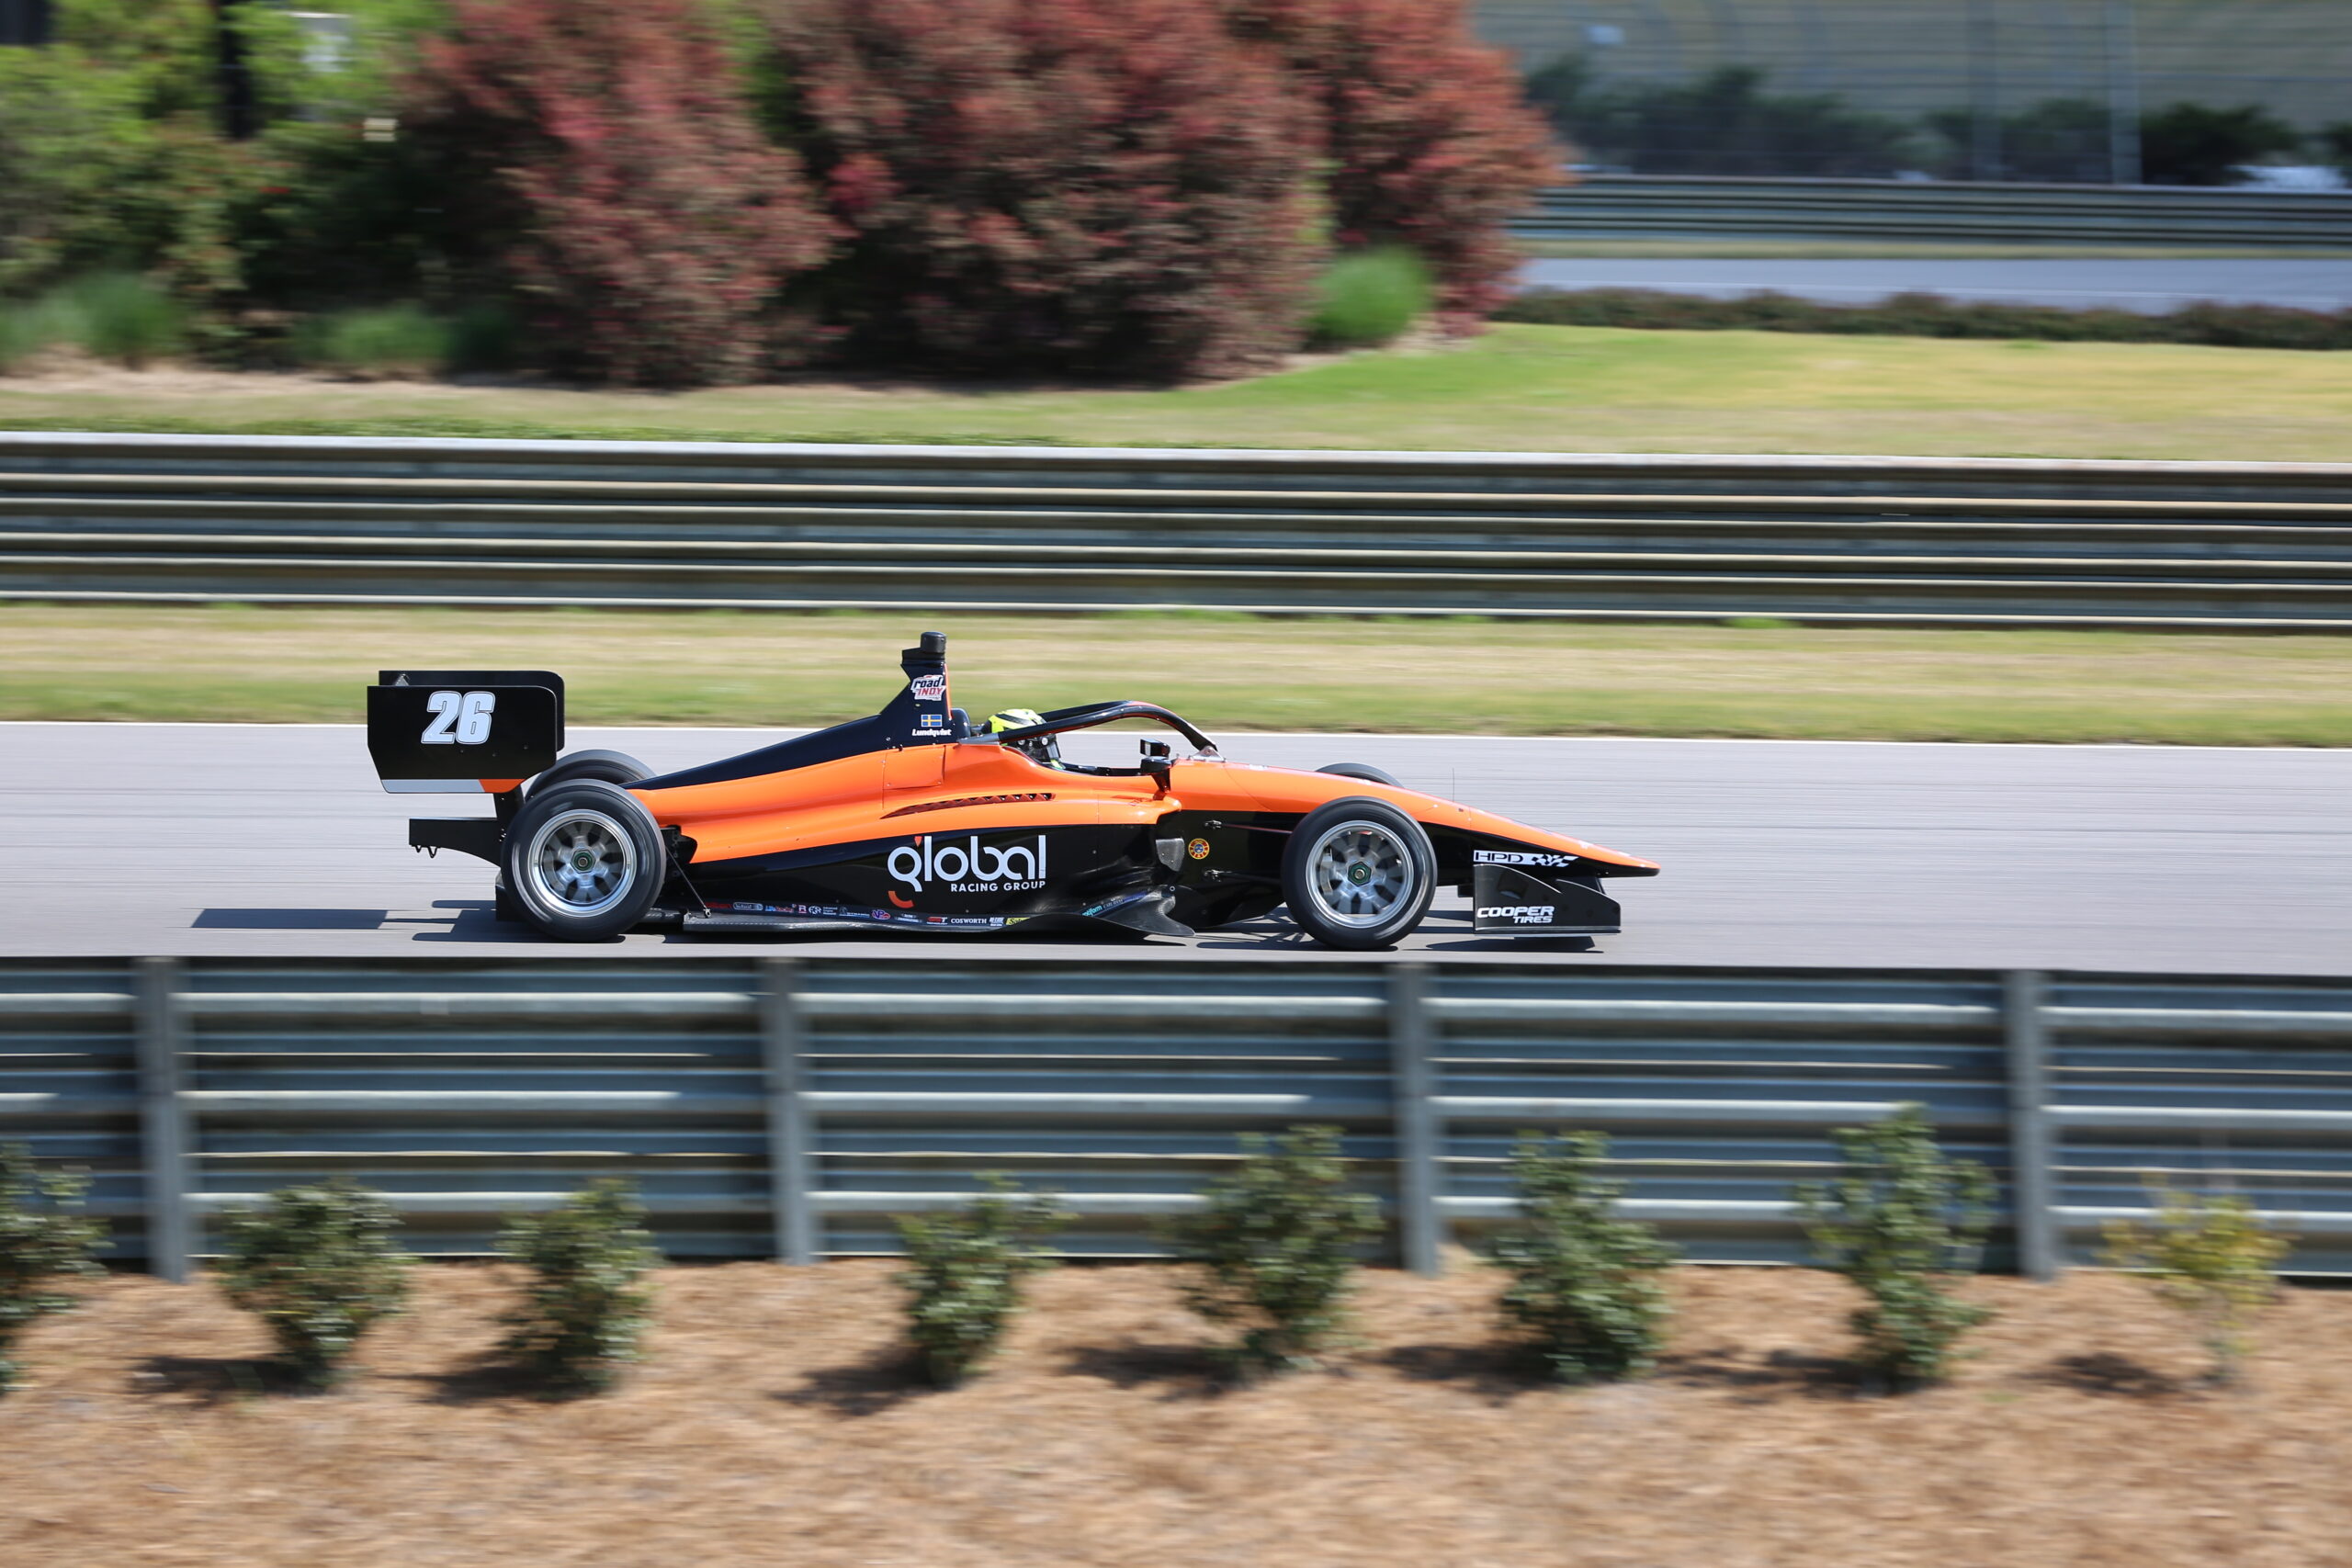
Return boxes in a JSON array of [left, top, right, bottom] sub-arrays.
[[984, 708, 1058, 765]]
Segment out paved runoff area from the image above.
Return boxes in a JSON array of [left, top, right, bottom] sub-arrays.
[[1519, 256, 2352, 313], [5, 723, 2347, 974]]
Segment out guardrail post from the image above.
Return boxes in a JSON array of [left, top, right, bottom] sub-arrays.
[[2004, 969, 2059, 1280], [760, 958, 817, 1266], [133, 957, 194, 1282], [1388, 963, 1443, 1276]]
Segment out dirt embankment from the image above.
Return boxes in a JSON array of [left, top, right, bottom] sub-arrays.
[[2, 1262, 2346, 1567]]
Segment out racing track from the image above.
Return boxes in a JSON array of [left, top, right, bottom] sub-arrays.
[[4, 723, 2347, 975]]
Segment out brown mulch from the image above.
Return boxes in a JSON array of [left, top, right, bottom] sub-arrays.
[[1, 1261, 2346, 1567]]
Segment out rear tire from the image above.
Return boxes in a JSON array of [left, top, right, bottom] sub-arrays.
[[1281, 796, 1435, 951], [502, 779, 662, 941], [1317, 761, 1401, 788], [529, 749, 651, 795]]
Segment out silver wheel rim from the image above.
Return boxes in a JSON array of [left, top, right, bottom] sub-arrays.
[[526, 808, 637, 919], [1305, 819, 1417, 929]]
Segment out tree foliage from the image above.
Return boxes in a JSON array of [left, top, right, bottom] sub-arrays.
[[2100, 1181, 2291, 1386], [2138, 101, 2303, 187], [497, 1179, 663, 1394], [1530, 59, 1919, 180], [1228, 0, 1557, 323], [764, 0, 1318, 379], [220, 1180, 413, 1390], [1489, 1131, 1675, 1383], [1164, 1123, 1383, 1374], [1794, 1104, 1994, 1389], [0, 1144, 108, 1395], [403, 0, 830, 385], [0, 0, 261, 311], [895, 1175, 1069, 1387]]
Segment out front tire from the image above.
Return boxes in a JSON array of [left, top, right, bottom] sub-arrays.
[[1317, 761, 1401, 788], [1281, 796, 1435, 951], [502, 779, 662, 941]]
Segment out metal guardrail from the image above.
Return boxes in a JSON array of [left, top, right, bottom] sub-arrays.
[[1513, 175, 2352, 249], [6, 433, 2352, 627], [7, 958, 2352, 1276]]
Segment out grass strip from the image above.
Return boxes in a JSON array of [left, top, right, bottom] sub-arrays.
[[6, 324, 2352, 461], [3, 604, 2346, 747]]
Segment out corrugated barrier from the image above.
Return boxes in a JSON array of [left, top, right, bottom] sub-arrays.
[[6, 433, 2352, 627], [1512, 175, 2352, 249], [6, 957, 2350, 1277]]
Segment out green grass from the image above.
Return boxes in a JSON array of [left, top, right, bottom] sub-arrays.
[[294, 304, 456, 378], [4, 604, 2347, 746], [6, 324, 2349, 460]]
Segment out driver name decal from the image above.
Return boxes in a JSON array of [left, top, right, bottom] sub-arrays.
[[888, 833, 1048, 894]]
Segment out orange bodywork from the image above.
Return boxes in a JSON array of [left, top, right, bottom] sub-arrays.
[[634, 739, 1657, 873]]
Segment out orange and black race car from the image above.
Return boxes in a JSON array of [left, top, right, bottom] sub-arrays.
[[367, 633, 1658, 949]]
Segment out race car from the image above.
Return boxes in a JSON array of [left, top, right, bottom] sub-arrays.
[[367, 632, 1658, 949]]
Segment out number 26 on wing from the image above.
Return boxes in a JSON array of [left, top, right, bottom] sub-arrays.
[[420, 690, 496, 746]]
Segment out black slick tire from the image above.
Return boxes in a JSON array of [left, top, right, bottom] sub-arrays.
[[1280, 796, 1436, 951], [1317, 761, 1402, 788], [501, 778, 663, 941]]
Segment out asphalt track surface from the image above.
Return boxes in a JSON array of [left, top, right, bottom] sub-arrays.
[[5, 723, 2347, 975], [1518, 256, 2352, 313]]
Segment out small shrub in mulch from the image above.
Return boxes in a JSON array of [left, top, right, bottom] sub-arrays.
[[1795, 1103, 1995, 1390], [219, 1179, 412, 1390], [2101, 1179, 2292, 1387], [497, 1179, 663, 1395], [0, 1142, 108, 1394], [1164, 1123, 1384, 1375], [1489, 1130, 1676, 1383], [896, 1175, 1070, 1388]]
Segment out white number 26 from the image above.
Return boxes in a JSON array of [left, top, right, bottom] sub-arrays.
[[421, 689, 496, 746]]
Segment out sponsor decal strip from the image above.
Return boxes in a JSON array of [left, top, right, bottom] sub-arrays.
[[1474, 850, 1581, 869], [888, 833, 1048, 895]]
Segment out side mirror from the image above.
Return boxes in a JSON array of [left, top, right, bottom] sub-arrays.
[[1140, 739, 1174, 773]]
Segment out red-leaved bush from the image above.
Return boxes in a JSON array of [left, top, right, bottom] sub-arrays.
[[404, 0, 830, 385], [764, 0, 1320, 379], [1225, 0, 1559, 324]]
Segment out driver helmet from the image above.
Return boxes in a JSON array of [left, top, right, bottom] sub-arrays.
[[984, 708, 1060, 767]]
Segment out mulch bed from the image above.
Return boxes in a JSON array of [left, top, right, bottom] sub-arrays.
[[2, 1261, 2346, 1566]]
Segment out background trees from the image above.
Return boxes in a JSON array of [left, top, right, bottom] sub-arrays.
[[763, 0, 1317, 380], [402, 0, 830, 386]]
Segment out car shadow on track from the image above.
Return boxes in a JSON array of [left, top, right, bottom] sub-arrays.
[[194, 908, 391, 931]]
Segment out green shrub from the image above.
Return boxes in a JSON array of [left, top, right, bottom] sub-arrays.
[[1794, 1104, 1994, 1389], [57, 272, 184, 367], [0, 1144, 109, 1395], [496, 1179, 662, 1394], [1308, 247, 1431, 350], [1164, 1124, 1382, 1375], [2100, 1180, 2291, 1386], [1493, 288, 2352, 353], [0, 299, 65, 374], [220, 1180, 412, 1390], [1489, 1131, 1675, 1383], [296, 303, 453, 378], [896, 1175, 1069, 1388]]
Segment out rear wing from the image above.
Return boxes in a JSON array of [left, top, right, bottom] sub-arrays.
[[367, 670, 564, 794]]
